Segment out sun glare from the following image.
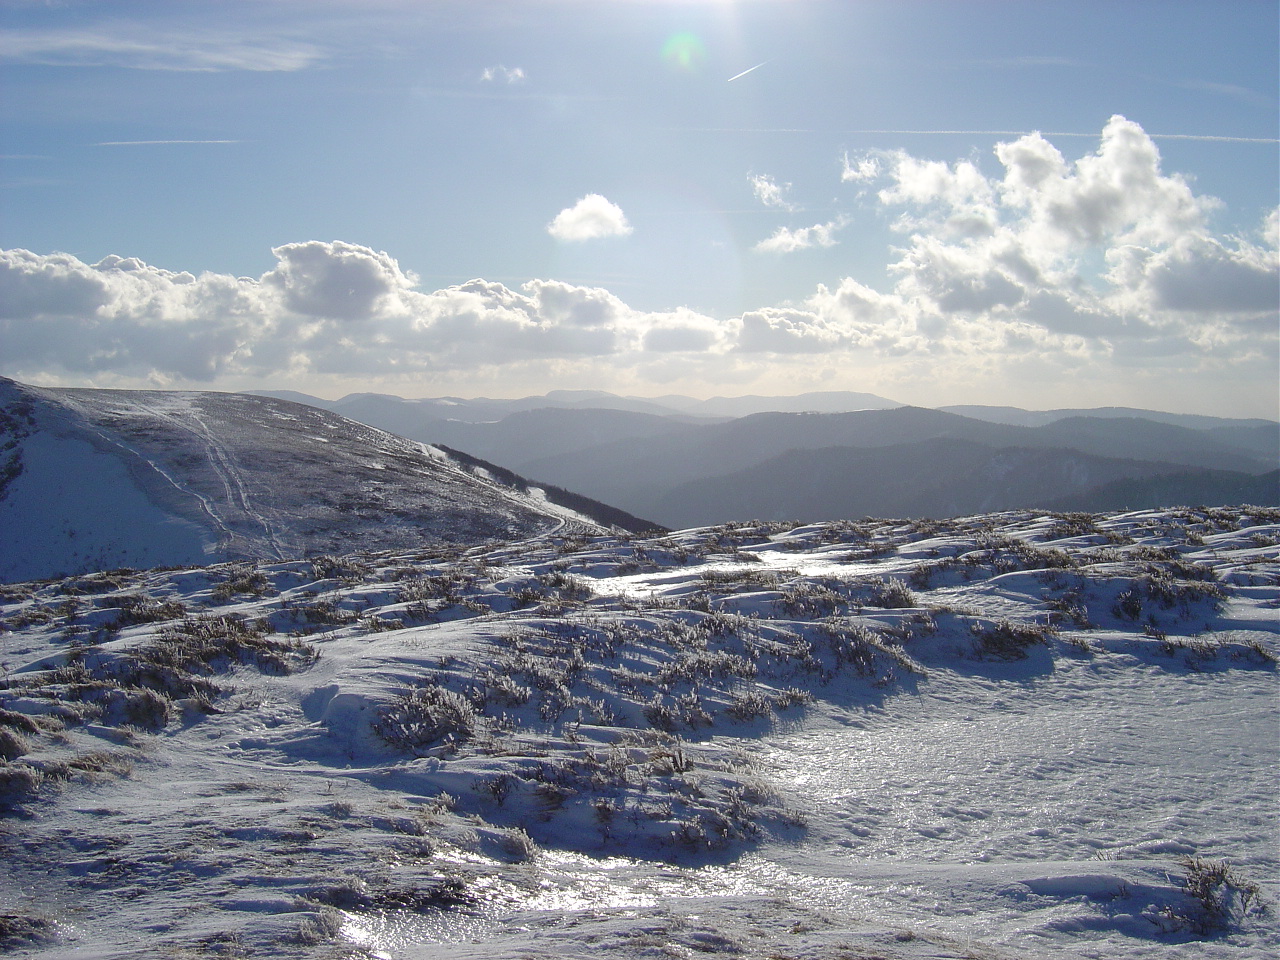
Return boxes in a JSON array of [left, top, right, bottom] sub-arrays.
[[661, 31, 708, 71]]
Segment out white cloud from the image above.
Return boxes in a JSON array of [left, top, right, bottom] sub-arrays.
[[0, 28, 321, 71], [754, 218, 845, 254], [749, 173, 797, 210], [994, 117, 1215, 251], [262, 241, 418, 321], [1135, 231, 1279, 314], [842, 115, 1276, 355], [640, 308, 732, 353], [480, 65, 525, 83], [840, 153, 881, 183], [0, 118, 1273, 414], [0, 243, 729, 384], [547, 194, 633, 242], [0, 247, 273, 381], [737, 308, 846, 353]]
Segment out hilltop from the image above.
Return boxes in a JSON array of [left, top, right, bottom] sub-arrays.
[[258, 389, 1279, 528], [0, 378, 655, 583]]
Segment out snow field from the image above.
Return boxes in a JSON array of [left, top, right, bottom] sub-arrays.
[[0, 506, 1276, 958]]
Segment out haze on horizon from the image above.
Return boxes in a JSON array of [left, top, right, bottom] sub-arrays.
[[1, 0, 1277, 418]]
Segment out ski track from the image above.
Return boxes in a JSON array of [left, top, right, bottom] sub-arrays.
[[61, 391, 289, 560], [51, 393, 238, 548], [185, 401, 286, 559]]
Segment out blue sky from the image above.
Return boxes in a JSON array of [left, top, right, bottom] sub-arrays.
[[1, 0, 1277, 416]]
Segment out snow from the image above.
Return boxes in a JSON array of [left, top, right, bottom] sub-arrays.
[[0, 428, 213, 581], [0, 382, 611, 581], [0, 507, 1276, 958]]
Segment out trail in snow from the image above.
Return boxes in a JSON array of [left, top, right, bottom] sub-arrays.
[[185, 400, 286, 559]]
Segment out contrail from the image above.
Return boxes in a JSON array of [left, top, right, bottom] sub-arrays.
[[96, 139, 242, 146], [727, 61, 769, 82]]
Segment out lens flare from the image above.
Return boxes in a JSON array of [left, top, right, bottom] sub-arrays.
[[661, 32, 707, 72]]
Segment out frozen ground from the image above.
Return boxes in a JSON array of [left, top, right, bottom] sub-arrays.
[[1, 506, 1276, 958]]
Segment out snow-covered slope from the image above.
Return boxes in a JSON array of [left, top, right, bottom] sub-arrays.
[[0, 378, 639, 583], [1, 506, 1275, 958]]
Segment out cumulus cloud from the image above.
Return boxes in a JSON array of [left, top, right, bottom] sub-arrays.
[[840, 153, 881, 183], [749, 173, 797, 210], [846, 115, 1277, 354], [0, 242, 734, 386], [547, 194, 633, 242], [737, 308, 846, 352], [640, 308, 732, 354], [0, 247, 271, 381], [754, 218, 845, 254], [480, 64, 525, 83], [262, 241, 417, 321], [0, 119, 1273, 413]]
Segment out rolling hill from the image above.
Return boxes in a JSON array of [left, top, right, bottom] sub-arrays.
[[646, 438, 1279, 528], [262, 390, 1277, 528], [513, 408, 1278, 526], [0, 378, 654, 583]]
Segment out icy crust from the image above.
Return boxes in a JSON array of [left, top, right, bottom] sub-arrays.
[[0, 506, 1276, 958]]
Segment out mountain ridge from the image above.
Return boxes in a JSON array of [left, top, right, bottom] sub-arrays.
[[0, 378, 654, 583], [247, 389, 1279, 528]]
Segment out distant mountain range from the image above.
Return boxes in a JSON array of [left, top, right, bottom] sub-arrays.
[[0, 378, 655, 582], [4, 378, 1275, 583], [259, 389, 1278, 528], [255, 388, 903, 423]]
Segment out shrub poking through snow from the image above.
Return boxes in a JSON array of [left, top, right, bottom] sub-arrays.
[[105, 594, 187, 631], [0, 614, 317, 746], [375, 684, 479, 753], [1151, 857, 1268, 935], [210, 565, 274, 603], [970, 619, 1055, 660], [725, 689, 774, 722], [0, 913, 57, 950], [1113, 588, 1145, 621], [775, 581, 843, 618], [0, 728, 27, 761], [870, 578, 916, 609], [1045, 512, 1101, 539], [150, 616, 317, 676], [0, 761, 45, 807], [310, 555, 370, 583]]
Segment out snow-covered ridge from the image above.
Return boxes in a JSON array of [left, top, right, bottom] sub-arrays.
[[1, 506, 1276, 958], [0, 378, 648, 583]]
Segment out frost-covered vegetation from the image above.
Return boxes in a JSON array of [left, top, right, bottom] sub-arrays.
[[0, 506, 1276, 958]]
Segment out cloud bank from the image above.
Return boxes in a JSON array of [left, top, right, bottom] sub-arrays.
[[0, 241, 727, 385], [547, 195, 633, 242], [2, 118, 1275, 412]]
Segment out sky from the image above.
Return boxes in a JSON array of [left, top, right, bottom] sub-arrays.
[[1, 0, 1277, 417]]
